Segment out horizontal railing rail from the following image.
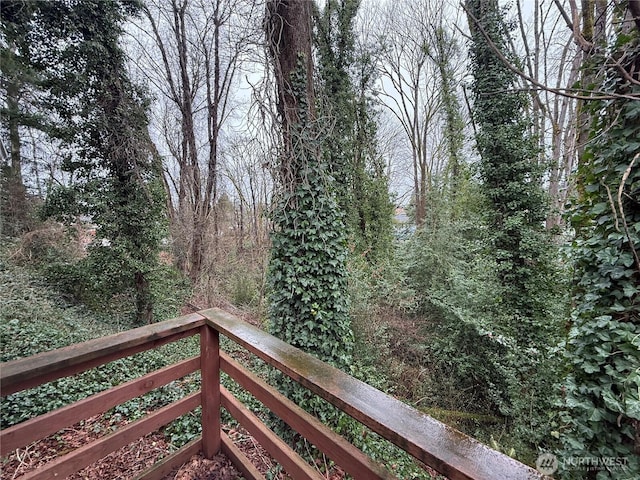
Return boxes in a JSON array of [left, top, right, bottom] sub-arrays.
[[0, 308, 550, 480], [0, 313, 212, 480], [201, 308, 549, 480], [0, 312, 206, 396]]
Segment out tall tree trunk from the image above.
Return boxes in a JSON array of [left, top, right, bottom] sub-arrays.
[[172, 2, 204, 281], [267, 0, 315, 177], [7, 81, 22, 185], [2, 66, 28, 236], [574, 0, 606, 169], [135, 271, 153, 324], [547, 40, 580, 230], [265, 0, 353, 376], [142, 0, 245, 282]]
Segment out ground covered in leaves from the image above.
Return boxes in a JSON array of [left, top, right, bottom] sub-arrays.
[[3, 414, 169, 479], [3, 414, 241, 479], [164, 454, 240, 480], [1, 413, 349, 479]]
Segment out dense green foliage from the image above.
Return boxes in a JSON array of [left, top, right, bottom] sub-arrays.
[[0, 250, 199, 431], [269, 161, 353, 370], [446, 0, 565, 455], [18, 0, 170, 323], [559, 32, 640, 478], [314, 0, 394, 261]]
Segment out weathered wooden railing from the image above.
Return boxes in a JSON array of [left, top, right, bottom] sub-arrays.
[[0, 308, 548, 480]]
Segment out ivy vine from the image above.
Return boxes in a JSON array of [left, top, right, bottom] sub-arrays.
[[560, 34, 640, 479]]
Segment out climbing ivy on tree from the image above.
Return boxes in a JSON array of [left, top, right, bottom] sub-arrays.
[[265, 0, 354, 428], [465, 0, 563, 451], [560, 30, 640, 478], [268, 160, 354, 370], [314, 0, 393, 261], [266, 1, 354, 369], [266, 67, 354, 371], [37, 0, 167, 324], [430, 25, 467, 215]]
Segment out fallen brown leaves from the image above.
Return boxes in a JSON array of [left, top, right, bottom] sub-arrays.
[[168, 454, 240, 480], [2, 418, 347, 480], [2, 413, 170, 480]]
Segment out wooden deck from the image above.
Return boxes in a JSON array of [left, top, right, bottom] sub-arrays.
[[0, 309, 551, 480]]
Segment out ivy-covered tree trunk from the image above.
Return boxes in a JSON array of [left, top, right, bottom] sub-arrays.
[[81, 63, 166, 325], [265, 0, 353, 372], [37, 0, 166, 324], [431, 26, 465, 212], [560, 8, 640, 477], [467, 0, 554, 332], [314, 0, 393, 262], [466, 0, 562, 448]]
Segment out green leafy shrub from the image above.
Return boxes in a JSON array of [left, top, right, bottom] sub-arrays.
[[41, 247, 190, 323], [231, 269, 258, 307], [399, 212, 569, 463]]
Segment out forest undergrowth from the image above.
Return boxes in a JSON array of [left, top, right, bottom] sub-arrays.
[[0, 224, 555, 475], [0, 217, 573, 477], [0, 230, 448, 479]]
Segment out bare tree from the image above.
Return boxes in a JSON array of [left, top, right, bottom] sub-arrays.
[[375, 0, 464, 226], [476, 0, 638, 228], [510, 0, 581, 228], [221, 132, 272, 252], [128, 0, 260, 281]]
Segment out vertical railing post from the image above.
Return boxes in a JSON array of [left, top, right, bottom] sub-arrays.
[[200, 324, 221, 458]]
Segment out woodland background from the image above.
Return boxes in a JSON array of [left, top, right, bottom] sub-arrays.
[[1, 0, 639, 479]]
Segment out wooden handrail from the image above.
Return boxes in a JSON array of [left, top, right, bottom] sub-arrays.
[[0, 356, 200, 456], [0, 312, 206, 396], [1, 308, 550, 480], [220, 352, 395, 479], [201, 308, 548, 480], [0, 313, 213, 480]]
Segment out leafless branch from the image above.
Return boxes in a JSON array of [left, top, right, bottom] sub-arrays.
[[618, 154, 640, 271], [462, 2, 640, 101]]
